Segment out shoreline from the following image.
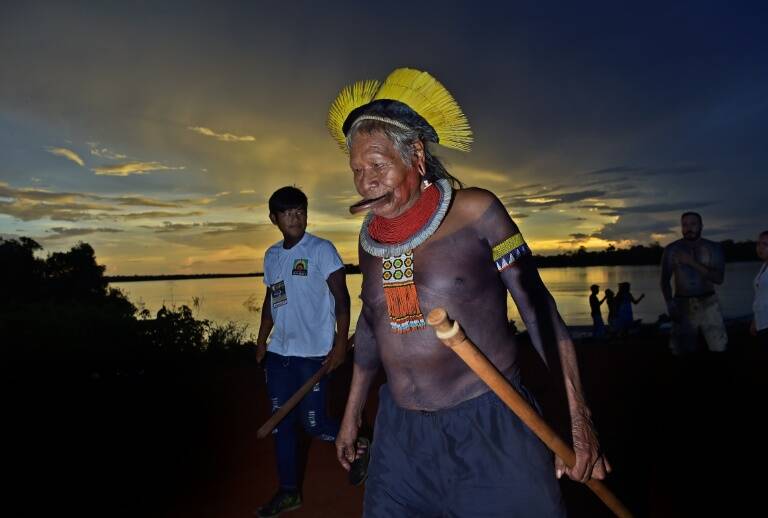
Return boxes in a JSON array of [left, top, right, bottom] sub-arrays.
[[107, 260, 762, 283]]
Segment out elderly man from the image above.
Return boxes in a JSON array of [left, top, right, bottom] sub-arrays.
[[329, 68, 608, 517], [661, 212, 728, 355]]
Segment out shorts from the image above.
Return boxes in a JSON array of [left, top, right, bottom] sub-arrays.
[[363, 382, 565, 518], [670, 294, 728, 354]]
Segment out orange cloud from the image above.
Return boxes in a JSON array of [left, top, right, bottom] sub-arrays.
[[92, 162, 185, 176]]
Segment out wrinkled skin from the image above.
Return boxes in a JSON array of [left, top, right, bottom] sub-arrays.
[[336, 131, 610, 483]]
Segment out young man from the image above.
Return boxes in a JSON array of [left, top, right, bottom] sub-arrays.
[[255, 186, 350, 517]]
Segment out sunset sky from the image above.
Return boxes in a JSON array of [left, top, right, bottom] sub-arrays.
[[1, 1, 766, 274]]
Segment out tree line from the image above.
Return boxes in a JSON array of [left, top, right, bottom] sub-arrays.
[[533, 240, 758, 268], [1, 237, 255, 362]]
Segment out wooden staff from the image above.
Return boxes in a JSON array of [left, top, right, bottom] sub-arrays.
[[256, 362, 330, 439], [427, 308, 633, 518], [256, 333, 354, 439]]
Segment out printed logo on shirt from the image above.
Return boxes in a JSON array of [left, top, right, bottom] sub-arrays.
[[271, 280, 287, 308], [292, 258, 308, 276]]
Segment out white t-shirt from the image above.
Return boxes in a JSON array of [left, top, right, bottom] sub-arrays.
[[263, 232, 344, 357], [754, 263, 768, 331]]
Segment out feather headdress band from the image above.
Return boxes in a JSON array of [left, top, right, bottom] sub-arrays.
[[327, 68, 473, 153]]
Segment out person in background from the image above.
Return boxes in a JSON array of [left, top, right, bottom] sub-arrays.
[[589, 284, 606, 338], [751, 230, 768, 346], [605, 288, 617, 332], [660, 212, 727, 355], [254, 186, 351, 518], [614, 282, 644, 335]]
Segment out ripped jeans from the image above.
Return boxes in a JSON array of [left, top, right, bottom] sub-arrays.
[[264, 352, 339, 490]]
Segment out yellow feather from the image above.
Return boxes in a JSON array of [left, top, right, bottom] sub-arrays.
[[327, 79, 380, 152], [326, 68, 473, 153], [374, 68, 473, 152]]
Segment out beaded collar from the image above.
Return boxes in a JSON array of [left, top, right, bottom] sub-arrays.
[[359, 178, 452, 257]]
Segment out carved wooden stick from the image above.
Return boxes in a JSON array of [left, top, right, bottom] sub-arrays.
[[427, 308, 632, 518]]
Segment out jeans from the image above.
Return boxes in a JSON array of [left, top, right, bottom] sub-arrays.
[[264, 352, 339, 490]]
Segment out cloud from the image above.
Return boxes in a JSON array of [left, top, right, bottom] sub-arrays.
[[45, 147, 85, 167], [587, 164, 709, 176], [114, 196, 181, 208], [0, 183, 203, 221], [502, 189, 606, 209], [188, 126, 256, 142], [0, 199, 118, 221], [588, 166, 644, 175], [46, 227, 124, 239], [146, 221, 269, 235], [87, 142, 127, 160], [578, 200, 714, 217], [591, 217, 676, 243], [120, 211, 205, 220], [92, 161, 185, 176]]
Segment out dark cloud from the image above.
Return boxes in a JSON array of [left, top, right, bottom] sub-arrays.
[[579, 200, 715, 217], [588, 166, 644, 176], [45, 227, 124, 239], [121, 211, 205, 220], [0, 199, 119, 221], [502, 189, 606, 209], [592, 217, 676, 243], [146, 221, 270, 235], [587, 164, 710, 177]]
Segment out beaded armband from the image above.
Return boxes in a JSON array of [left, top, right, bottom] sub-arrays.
[[492, 233, 531, 272]]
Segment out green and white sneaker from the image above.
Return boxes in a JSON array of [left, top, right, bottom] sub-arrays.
[[256, 490, 302, 517]]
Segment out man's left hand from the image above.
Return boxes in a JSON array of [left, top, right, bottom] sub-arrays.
[[555, 412, 612, 483], [323, 340, 347, 372], [675, 250, 695, 266]]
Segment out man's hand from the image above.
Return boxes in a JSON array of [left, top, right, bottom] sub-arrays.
[[255, 343, 267, 363], [323, 336, 348, 372], [667, 299, 681, 322], [335, 417, 361, 471], [324, 345, 346, 372], [555, 412, 612, 483], [675, 250, 695, 266]]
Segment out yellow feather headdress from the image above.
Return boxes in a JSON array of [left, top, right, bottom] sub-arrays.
[[327, 68, 473, 153]]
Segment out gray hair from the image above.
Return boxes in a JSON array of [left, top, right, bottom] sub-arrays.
[[346, 118, 463, 190]]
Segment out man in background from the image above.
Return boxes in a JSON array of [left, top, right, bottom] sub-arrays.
[[660, 212, 727, 355]]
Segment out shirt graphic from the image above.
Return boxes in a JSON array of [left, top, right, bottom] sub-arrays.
[[292, 258, 308, 276]]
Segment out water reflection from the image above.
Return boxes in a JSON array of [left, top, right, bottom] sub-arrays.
[[113, 262, 760, 333]]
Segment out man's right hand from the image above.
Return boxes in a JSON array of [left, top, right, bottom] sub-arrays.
[[666, 300, 681, 322], [255, 343, 267, 363], [335, 419, 361, 471]]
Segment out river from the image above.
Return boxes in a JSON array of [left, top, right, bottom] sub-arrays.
[[112, 262, 761, 338]]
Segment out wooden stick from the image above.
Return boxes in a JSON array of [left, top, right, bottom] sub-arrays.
[[257, 362, 330, 439], [427, 308, 633, 518]]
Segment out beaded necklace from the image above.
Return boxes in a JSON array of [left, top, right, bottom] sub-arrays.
[[359, 179, 452, 333]]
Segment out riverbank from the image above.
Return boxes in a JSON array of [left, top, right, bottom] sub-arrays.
[[5, 321, 765, 517]]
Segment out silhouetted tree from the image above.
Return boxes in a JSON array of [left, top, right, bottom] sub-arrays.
[[0, 237, 44, 304], [45, 243, 107, 301]]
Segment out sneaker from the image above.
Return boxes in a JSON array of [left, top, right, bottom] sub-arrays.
[[255, 490, 302, 517]]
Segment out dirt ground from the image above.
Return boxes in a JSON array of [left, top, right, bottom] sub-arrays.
[[6, 326, 766, 517]]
